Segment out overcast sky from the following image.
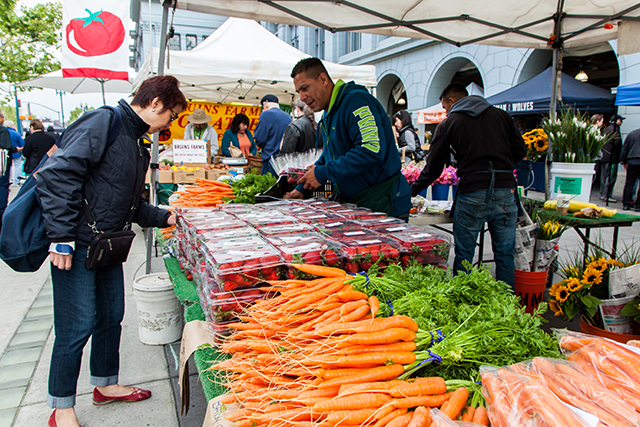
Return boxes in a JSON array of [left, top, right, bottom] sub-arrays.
[[3, 0, 134, 126]]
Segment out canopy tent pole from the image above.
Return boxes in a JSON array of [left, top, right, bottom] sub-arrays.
[[546, 0, 565, 200], [100, 80, 107, 106], [145, 0, 171, 275]]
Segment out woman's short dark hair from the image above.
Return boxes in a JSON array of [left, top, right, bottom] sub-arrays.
[[131, 75, 187, 113], [394, 110, 412, 129], [30, 119, 45, 131], [230, 113, 250, 134]]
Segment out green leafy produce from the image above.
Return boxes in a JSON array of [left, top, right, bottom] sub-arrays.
[[228, 170, 277, 204], [350, 263, 561, 381]]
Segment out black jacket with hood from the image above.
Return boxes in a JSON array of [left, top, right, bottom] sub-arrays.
[[411, 96, 526, 196], [37, 99, 170, 245]]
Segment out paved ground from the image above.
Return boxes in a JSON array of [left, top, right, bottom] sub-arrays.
[[1, 175, 639, 427]]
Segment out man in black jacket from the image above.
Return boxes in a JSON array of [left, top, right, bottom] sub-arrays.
[[621, 127, 640, 211], [600, 114, 624, 203], [0, 111, 20, 229], [411, 83, 526, 288]]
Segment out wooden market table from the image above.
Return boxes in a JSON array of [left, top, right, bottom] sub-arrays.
[[555, 212, 640, 260]]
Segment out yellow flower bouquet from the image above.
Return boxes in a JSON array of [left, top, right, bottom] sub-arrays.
[[549, 256, 628, 326], [522, 128, 549, 162]]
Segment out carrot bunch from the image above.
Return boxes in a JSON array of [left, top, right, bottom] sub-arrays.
[[209, 264, 473, 427], [171, 177, 235, 207], [481, 367, 592, 427], [559, 333, 640, 416], [509, 357, 640, 427]]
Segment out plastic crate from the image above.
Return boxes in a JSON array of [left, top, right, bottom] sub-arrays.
[[331, 233, 402, 273], [206, 244, 284, 291]]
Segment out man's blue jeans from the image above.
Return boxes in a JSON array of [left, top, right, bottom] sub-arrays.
[[452, 188, 517, 289], [47, 246, 125, 409]]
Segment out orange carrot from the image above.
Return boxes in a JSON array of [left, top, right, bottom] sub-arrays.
[[471, 406, 489, 426], [441, 386, 468, 420], [386, 412, 414, 427], [369, 295, 379, 320], [407, 406, 430, 427], [313, 393, 392, 412], [339, 342, 417, 356], [388, 378, 447, 398], [288, 263, 347, 278], [461, 406, 475, 422], [334, 290, 369, 301], [313, 316, 419, 336], [372, 408, 408, 427], [317, 364, 405, 389], [392, 392, 453, 408], [339, 380, 408, 396], [324, 409, 378, 425], [339, 328, 417, 346]]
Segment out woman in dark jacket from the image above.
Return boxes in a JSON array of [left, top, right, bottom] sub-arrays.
[[23, 119, 56, 174], [220, 113, 257, 157], [280, 99, 319, 154], [37, 76, 187, 427], [394, 110, 424, 162]]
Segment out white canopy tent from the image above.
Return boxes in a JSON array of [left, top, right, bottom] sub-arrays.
[[133, 17, 377, 104]]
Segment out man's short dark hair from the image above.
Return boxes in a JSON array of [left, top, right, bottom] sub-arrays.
[[291, 57, 331, 80], [30, 119, 45, 131], [440, 83, 468, 102]]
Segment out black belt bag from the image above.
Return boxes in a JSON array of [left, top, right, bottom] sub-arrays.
[[83, 200, 136, 269]]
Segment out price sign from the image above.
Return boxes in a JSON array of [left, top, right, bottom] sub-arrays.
[[173, 139, 209, 164]]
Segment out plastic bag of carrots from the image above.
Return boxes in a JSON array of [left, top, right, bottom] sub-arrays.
[[509, 357, 640, 427], [480, 365, 593, 427], [431, 408, 487, 427]]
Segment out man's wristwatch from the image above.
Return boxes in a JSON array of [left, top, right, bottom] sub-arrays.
[[49, 242, 75, 255]]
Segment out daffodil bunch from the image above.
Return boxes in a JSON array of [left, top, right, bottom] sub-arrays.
[[549, 256, 626, 325], [523, 128, 548, 162]]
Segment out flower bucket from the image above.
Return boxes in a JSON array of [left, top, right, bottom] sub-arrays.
[[514, 269, 548, 313], [580, 317, 640, 343], [431, 184, 449, 201], [451, 185, 458, 199], [549, 162, 596, 203]]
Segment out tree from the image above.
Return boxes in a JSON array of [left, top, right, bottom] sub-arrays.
[[68, 105, 94, 124], [0, 1, 62, 84], [0, 100, 17, 123]]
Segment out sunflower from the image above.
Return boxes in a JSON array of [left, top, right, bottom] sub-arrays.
[[581, 267, 603, 287], [566, 277, 583, 292], [534, 138, 548, 151], [589, 259, 608, 273], [549, 299, 563, 316], [551, 284, 570, 303], [549, 281, 563, 297]]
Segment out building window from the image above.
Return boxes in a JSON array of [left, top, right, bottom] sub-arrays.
[[264, 22, 278, 34], [202, 35, 208, 42], [168, 33, 181, 50], [186, 34, 197, 51], [341, 32, 361, 55], [290, 25, 299, 48], [314, 28, 325, 59]]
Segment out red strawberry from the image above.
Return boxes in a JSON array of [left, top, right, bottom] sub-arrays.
[[186, 272, 193, 281], [359, 261, 372, 271], [220, 303, 234, 311], [400, 255, 411, 267], [266, 271, 280, 281], [344, 261, 359, 273], [370, 247, 380, 263], [261, 266, 275, 275], [378, 261, 387, 269], [286, 270, 297, 279], [223, 281, 239, 291]]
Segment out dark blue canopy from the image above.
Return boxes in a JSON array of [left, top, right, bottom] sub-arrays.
[[486, 68, 615, 115], [616, 82, 640, 106]]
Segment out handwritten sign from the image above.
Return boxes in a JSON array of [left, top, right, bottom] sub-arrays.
[[173, 139, 209, 164]]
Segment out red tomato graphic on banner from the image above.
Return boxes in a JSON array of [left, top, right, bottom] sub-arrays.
[[159, 128, 172, 142], [66, 9, 125, 57]]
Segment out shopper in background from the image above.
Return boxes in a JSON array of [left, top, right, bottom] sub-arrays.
[[183, 108, 219, 157], [280, 99, 319, 154], [411, 83, 526, 289], [0, 111, 20, 230], [23, 119, 56, 176], [394, 110, 425, 162], [220, 113, 257, 157], [254, 94, 291, 177], [4, 120, 24, 185], [37, 75, 186, 427], [621, 127, 640, 211], [47, 125, 61, 143], [600, 114, 624, 203]]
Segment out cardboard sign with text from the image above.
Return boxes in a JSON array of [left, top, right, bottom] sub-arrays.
[[173, 139, 210, 165]]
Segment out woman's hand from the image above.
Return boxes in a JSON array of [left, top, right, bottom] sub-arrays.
[[50, 253, 73, 270], [167, 215, 176, 225]]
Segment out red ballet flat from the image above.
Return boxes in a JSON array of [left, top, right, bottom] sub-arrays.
[[92, 387, 152, 405], [48, 410, 83, 427]]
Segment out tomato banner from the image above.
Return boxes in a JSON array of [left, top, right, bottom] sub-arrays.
[[62, 0, 128, 80], [165, 101, 263, 148]]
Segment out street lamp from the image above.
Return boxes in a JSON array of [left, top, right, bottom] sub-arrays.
[[27, 101, 61, 124], [56, 90, 65, 127]]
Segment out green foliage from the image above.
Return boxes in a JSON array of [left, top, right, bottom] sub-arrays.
[[0, 1, 62, 84], [0, 100, 17, 123], [228, 170, 277, 204], [67, 105, 94, 124], [355, 263, 561, 380], [620, 298, 640, 323]]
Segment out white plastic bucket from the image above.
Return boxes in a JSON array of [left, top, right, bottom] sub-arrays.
[[133, 273, 183, 345], [550, 162, 595, 203]]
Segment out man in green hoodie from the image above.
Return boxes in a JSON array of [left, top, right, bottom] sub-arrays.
[[285, 57, 411, 220]]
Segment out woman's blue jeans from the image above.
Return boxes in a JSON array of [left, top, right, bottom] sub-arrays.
[[452, 188, 517, 289], [47, 246, 125, 409]]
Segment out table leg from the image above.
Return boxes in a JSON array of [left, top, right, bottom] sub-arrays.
[[612, 227, 619, 259], [478, 223, 485, 264]]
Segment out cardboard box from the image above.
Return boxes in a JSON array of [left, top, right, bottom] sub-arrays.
[[174, 170, 206, 184], [206, 169, 232, 181], [145, 169, 174, 184]]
